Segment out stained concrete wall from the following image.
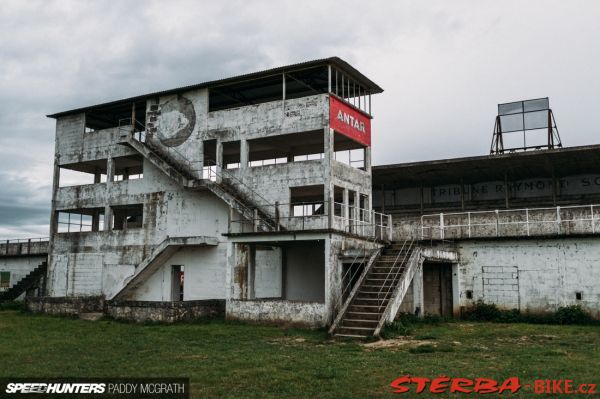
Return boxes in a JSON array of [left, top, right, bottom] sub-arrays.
[[455, 238, 600, 318], [49, 154, 230, 298], [254, 246, 282, 298], [411, 238, 600, 319], [0, 256, 46, 291], [285, 243, 325, 302]]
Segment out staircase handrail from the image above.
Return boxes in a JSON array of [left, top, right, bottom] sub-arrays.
[[121, 127, 280, 230], [328, 243, 382, 335], [375, 238, 415, 310], [373, 249, 421, 336], [202, 159, 275, 213]]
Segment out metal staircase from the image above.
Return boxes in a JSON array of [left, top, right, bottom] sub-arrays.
[[0, 261, 47, 301], [329, 239, 422, 338], [118, 127, 280, 232]]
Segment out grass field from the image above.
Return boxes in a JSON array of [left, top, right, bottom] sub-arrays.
[[0, 310, 599, 398]]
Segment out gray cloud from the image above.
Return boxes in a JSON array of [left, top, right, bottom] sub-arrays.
[[1, 0, 599, 237]]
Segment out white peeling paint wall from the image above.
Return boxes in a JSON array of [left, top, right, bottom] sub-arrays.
[[456, 238, 600, 318]]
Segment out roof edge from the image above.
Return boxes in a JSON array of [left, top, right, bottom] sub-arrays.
[[47, 56, 383, 119]]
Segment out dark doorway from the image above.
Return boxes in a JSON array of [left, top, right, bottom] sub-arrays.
[[171, 265, 184, 301], [423, 263, 453, 317]]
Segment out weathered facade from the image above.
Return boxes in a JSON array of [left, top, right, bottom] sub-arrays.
[[374, 147, 600, 319], [43, 58, 394, 330], [3, 58, 599, 336]]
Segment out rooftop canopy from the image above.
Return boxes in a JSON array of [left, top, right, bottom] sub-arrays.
[[47, 57, 383, 127], [373, 145, 600, 188]]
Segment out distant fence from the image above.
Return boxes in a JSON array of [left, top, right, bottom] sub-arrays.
[[0, 238, 49, 256]]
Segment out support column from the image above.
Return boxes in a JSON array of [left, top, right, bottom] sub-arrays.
[[93, 167, 101, 184], [104, 157, 115, 231], [364, 146, 372, 174], [216, 139, 223, 184], [240, 139, 249, 170], [413, 264, 425, 318], [504, 172, 510, 209], [343, 188, 349, 233], [248, 245, 256, 300], [324, 128, 334, 229], [353, 190, 360, 234]]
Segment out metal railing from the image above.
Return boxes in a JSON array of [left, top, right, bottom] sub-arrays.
[[333, 237, 380, 315], [120, 122, 393, 239], [0, 237, 49, 256], [421, 204, 600, 240], [229, 200, 393, 240], [333, 202, 393, 240], [375, 238, 415, 311]]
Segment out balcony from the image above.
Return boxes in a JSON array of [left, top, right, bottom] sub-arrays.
[[420, 204, 600, 240]]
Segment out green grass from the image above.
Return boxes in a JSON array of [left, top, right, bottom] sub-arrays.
[[0, 311, 599, 398]]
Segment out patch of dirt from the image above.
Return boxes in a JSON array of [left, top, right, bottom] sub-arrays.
[[267, 337, 309, 346], [175, 354, 208, 360], [531, 334, 559, 340], [362, 337, 434, 350]]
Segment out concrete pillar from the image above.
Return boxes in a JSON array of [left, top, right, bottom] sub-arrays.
[[248, 245, 256, 300], [324, 128, 334, 229], [413, 264, 425, 317], [240, 139, 249, 170], [104, 157, 115, 231], [343, 188, 349, 232], [93, 167, 101, 184], [364, 146, 372, 174], [91, 210, 100, 232], [216, 139, 223, 184]]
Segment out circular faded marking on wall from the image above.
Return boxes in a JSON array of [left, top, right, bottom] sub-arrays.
[[156, 96, 196, 147]]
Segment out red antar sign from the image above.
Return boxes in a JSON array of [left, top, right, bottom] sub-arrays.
[[329, 95, 371, 146]]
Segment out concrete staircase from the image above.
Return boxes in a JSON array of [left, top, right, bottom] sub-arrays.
[[330, 239, 422, 339], [0, 261, 47, 301], [118, 129, 279, 232], [112, 236, 218, 300]]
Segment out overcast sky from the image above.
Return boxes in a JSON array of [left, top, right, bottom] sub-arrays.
[[1, 0, 599, 238]]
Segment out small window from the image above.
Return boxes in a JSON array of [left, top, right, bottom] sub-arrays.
[[465, 290, 473, 300], [575, 292, 583, 301], [0, 272, 10, 288]]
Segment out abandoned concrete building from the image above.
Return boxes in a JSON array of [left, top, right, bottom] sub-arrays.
[[2, 58, 600, 337]]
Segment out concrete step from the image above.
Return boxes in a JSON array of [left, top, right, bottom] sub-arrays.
[[347, 304, 386, 314], [357, 291, 391, 299], [340, 318, 379, 328], [336, 326, 375, 336], [345, 311, 381, 320], [333, 333, 368, 339]]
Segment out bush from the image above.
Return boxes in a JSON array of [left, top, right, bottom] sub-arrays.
[[0, 301, 27, 311], [461, 300, 502, 321], [381, 320, 413, 338], [461, 301, 596, 325], [552, 305, 594, 325]]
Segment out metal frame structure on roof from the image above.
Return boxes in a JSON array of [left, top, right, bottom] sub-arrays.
[[47, 57, 383, 119]]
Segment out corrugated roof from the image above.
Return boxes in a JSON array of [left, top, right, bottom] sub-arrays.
[[373, 145, 600, 187], [47, 56, 383, 118]]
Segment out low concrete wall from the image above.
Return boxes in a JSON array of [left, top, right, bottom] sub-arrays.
[[226, 299, 326, 327], [26, 296, 104, 316], [106, 299, 225, 323]]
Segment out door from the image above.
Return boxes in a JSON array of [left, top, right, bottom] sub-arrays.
[[423, 263, 453, 317]]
